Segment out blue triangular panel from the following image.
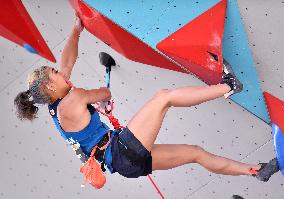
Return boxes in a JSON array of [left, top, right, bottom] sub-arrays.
[[142, 0, 220, 48], [222, 0, 270, 123], [83, 0, 175, 40], [272, 124, 284, 175], [83, 0, 220, 49], [83, 0, 270, 123]]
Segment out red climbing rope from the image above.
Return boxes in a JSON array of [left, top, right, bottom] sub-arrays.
[[148, 175, 165, 199], [95, 100, 124, 130]]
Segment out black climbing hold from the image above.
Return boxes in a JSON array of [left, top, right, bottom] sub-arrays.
[[232, 195, 244, 199], [99, 52, 116, 68]]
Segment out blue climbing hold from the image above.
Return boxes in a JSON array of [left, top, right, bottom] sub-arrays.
[[272, 124, 284, 175], [23, 43, 38, 54]]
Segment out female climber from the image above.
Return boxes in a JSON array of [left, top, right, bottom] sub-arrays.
[[14, 16, 277, 182]]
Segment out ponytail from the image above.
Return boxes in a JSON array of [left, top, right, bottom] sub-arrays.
[[14, 90, 39, 121]]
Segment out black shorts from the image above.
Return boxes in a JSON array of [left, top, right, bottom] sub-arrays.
[[111, 127, 152, 178]]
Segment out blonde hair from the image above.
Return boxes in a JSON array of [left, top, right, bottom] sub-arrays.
[[27, 65, 51, 104], [14, 66, 51, 121]]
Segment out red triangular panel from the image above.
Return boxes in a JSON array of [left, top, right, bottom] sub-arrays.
[[157, 0, 227, 84], [0, 0, 56, 62], [264, 92, 284, 133], [69, 0, 187, 74]]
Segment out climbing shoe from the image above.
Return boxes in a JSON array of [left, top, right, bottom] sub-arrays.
[[221, 59, 243, 98], [255, 158, 280, 182]]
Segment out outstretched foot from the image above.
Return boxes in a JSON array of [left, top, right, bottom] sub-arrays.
[[254, 158, 280, 182], [221, 59, 243, 98]]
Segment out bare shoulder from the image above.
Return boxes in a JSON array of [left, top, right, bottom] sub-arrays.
[[58, 88, 87, 117], [57, 88, 91, 132]]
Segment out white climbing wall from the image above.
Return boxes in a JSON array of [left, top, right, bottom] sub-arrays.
[[0, 0, 283, 199]]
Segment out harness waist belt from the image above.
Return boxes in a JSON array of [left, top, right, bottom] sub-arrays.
[[94, 132, 110, 162]]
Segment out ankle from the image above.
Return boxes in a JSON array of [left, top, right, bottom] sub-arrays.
[[220, 83, 232, 93]]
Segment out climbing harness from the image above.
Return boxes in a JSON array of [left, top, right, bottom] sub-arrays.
[[68, 52, 165, 198]]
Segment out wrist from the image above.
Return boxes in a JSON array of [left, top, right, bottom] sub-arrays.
[[73, 27, 81, 36], [74, 17, 84, 33]]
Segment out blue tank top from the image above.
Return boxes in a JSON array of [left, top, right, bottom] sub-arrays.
[[48, 99, 115, 173]]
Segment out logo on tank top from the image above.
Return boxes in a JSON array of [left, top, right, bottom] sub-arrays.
[[49, 109, 55, 116]]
